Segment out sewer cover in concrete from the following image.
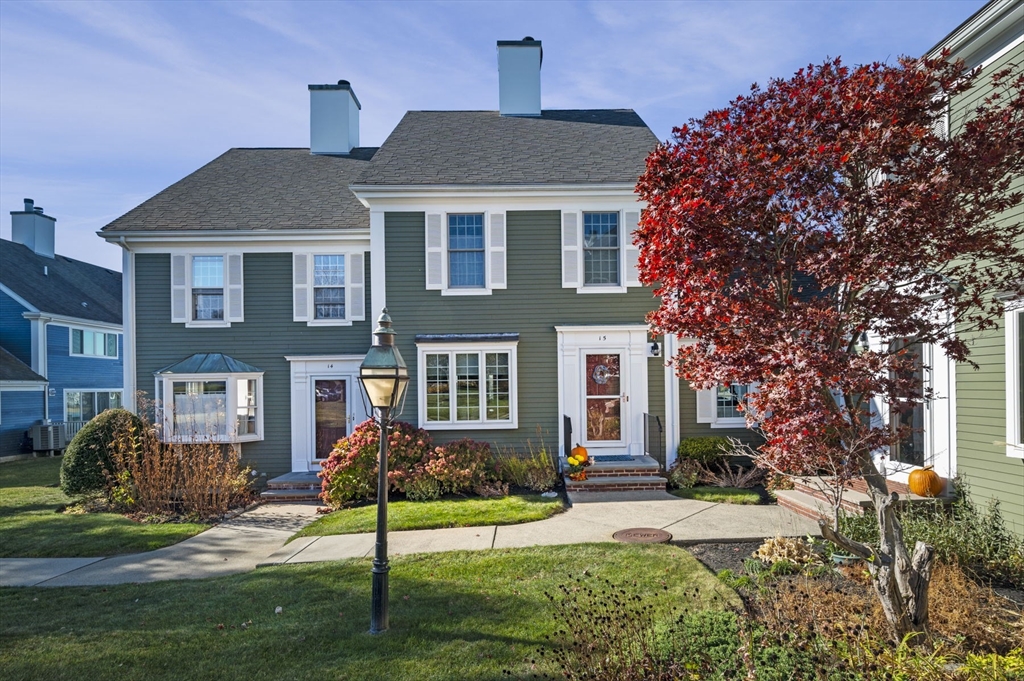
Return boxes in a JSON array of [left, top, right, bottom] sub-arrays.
[[612, 528, 672, 544]]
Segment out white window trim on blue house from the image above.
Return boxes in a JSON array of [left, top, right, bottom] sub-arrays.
[[69, 326, 119, 359]]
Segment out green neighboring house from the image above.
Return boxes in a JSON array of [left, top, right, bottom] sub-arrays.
[[100, 39, 756, 480], [927, 0, 1024, 535]]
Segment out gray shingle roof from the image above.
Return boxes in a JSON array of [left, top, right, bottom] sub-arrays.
[[101, 147, 377, 233], [355, 110, 658, 186], [0, 240, 122, 325], [0, 346, 46, 383]]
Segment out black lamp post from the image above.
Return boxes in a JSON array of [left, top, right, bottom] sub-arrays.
[[358, 309, 409, 635]]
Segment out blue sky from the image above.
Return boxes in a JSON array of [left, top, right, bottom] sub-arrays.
[[0, 0, 985, 271]]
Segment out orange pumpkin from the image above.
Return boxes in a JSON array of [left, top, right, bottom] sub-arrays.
[[571, 443, 588, 463], [908, 466, 943, 497]]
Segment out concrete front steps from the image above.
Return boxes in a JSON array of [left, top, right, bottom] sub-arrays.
[[775, 476, 948, 522], [261, 471, 322, 503], [564, 455, 668, 502]]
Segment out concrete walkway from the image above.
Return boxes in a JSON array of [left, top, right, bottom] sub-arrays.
[[0, 492, 819, 588]]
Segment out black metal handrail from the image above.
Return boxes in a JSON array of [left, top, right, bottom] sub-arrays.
[[644, 413, 664, 470], [562, 415, 572, 467]]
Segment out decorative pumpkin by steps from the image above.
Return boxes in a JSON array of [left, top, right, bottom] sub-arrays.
[[908, 466, 943, 497], [571, 443, 588, 463]]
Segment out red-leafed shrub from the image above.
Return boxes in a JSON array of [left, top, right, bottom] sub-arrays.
[[319, 420, 433, 508], [422, 439, 494, 498]]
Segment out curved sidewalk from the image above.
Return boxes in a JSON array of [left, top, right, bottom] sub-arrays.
[[0, 493, 819, 588]]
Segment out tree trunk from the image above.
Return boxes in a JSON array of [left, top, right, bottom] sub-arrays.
[[819, 457, 934, 643]]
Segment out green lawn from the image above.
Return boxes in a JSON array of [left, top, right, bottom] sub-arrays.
[[0, 457, 208, 558], [670, 486, 762, 505], [292, 494, 565, 540], [0, 543, 738, 681]]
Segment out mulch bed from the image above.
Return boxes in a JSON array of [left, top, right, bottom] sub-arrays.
[[684, 541, 763, 574]]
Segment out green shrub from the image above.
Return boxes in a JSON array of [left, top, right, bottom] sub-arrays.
[[676, 436, 729, 465], [837, 479, 1024, 588], [59, 408, 143, 497], [667, 457, 704, 489]]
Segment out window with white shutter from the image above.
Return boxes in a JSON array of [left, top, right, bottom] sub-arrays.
[[425, 212, 504, 295], [171, 253, 241, 328], [293, 251, 365, 326]]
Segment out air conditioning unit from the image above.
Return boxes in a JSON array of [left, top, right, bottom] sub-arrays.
[[30, 423, 68, 452]]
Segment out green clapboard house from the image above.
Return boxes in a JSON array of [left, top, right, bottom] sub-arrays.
[[100, 39, 757, 480], [927, 1, 1024, 535]]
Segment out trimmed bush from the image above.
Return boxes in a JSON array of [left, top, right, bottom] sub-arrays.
[[60, 408, 143, 497], [676, 436, 729, 465]]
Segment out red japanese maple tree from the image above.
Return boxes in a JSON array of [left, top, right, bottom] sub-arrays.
[[636, 55, 1024, 639]]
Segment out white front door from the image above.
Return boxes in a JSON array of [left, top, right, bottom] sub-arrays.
[[288, 355, 368, 471], [556, 325, 649, 459]]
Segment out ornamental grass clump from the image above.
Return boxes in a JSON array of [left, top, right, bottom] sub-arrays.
[[494, 440, 558, 491]]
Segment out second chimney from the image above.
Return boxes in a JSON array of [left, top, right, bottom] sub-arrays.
[[309, 80, 361, 155], [11, 198, 55, 259], [498, 38, 542, 117]]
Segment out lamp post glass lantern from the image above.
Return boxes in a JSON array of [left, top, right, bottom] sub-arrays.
[[358, 309, 409, 635]]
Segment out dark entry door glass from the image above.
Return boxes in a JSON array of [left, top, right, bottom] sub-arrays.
[[315, 380, 348, 460]]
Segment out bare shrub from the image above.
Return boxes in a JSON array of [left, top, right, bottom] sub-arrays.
[[106, 413, 252, 520]]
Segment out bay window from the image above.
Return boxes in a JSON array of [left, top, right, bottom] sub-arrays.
[[156, 373, 263, 443]]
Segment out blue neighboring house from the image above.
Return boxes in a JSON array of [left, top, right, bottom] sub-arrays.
[[0, 199, 123, 456]]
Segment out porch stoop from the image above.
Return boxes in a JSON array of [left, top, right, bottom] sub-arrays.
[[775, 476, 950, 523], [261, 471, 322, 503], [565, 456, 668, 501]]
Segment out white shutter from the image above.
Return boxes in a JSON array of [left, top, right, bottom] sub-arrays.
[[293, 253, 310, 322], [170, 254, 187, 323], [425, 213, 444, 290], [226, 253, 244, 322], [489, 212, 506, 289], [695, 387, 716, 423], [623, 210, 641, 287], [561, 212, 580, 288], [348, 252, 365, 321]]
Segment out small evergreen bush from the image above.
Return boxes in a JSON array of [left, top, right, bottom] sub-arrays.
[[676, 436, 729, 465], [60, 408, 143, 497]]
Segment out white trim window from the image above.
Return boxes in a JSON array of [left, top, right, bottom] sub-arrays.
[[156, 373, 264, 443], [1006, 299, 1024, 458], [70, 328, 119, 359], [292, 252, 366, 325], [416, 342, 518, 430], [170, 253, 244, 327], [64, 390, 123, 422], [424, 212, 506, 295], [695, 383, 754, 428], [561, 209, 641, 293]]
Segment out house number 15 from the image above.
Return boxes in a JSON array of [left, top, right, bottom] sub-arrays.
[[597, 335, 607, 341]]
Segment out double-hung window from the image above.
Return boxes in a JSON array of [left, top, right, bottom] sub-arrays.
[[313, 255, 346, 320], [561, 209, 641, 292], [70, 328, 118, 358], [448, 214, 486, 288], [423, 212, 506, 295], [192, 256, 224, 320], [170, 253, 244, 327], [292, 252, 366, 325], [417, 341, 517, 429], [583, 212, 620, 286]]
